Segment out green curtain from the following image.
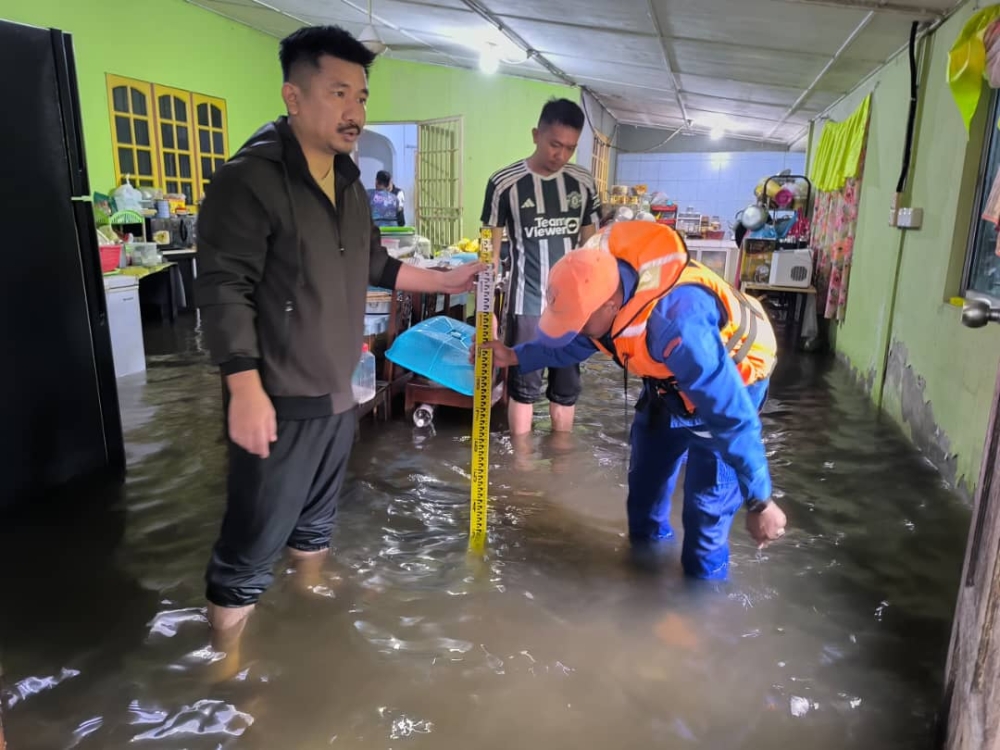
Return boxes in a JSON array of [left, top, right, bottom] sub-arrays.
[[809, 94, 872, 192]]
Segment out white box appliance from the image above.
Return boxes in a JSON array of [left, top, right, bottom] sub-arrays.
[[768, 248, 813, 288]]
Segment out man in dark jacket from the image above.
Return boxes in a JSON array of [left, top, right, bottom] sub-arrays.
[[195, 25, 482, 672]]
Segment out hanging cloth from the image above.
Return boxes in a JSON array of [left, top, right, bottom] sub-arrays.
[[809, 94, 872, 193], [947, 5, 1000, 133]]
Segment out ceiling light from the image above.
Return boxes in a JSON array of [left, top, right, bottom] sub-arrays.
[[358, 24, 387, 56], [479, 44, 500, 74], [709, 125, 726, 141]]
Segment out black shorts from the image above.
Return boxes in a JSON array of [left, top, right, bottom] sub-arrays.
[[205, 411, 355, 608], [505, 314, 582, 407]]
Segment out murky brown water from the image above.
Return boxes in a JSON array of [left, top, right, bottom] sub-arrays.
[[0, 316, 971, 749]]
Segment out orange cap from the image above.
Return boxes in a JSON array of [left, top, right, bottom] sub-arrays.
[[538, 248, 620, 346]]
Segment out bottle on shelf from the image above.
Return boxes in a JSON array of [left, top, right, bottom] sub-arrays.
[[352, 343, 377, 404]]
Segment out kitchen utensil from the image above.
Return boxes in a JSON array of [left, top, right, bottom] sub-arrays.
[[740, 203, 768, 231]]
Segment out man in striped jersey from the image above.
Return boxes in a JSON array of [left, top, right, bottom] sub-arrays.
[[482, 98, 602, 436]]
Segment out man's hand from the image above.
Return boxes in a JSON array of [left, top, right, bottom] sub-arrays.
[[226, 370, 278, 459], [440, 262, 488, 294], [468, 339, 519, 368], [746, 501, 787, 549]]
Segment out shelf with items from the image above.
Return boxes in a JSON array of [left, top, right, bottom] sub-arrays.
[[736, 173, 816, 293], [739, 173, 813, 251], [649, 200, 677, 228]]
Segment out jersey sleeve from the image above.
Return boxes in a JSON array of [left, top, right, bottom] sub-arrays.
[[480, 172, 510, 228]]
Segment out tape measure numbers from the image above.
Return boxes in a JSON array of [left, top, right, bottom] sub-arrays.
[[469, 227, 496, 551]]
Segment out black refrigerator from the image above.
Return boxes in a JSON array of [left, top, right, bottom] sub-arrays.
[[0, 19, 125, 509]]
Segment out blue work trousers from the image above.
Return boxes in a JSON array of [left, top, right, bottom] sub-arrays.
[[627, 405, 744, 581]]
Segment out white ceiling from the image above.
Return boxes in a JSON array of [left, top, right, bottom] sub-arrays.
[[187, 0, 965, 145]]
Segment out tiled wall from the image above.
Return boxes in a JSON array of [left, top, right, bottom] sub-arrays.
[[615, 151, 806, 233]]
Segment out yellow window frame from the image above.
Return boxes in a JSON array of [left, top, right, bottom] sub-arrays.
[[192, 93, 230, 200], [106, 74, 160, 189], [591, 133, 611, 205], [152, 84, 198, 204]]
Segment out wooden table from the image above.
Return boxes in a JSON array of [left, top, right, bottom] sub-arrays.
[[741, 283, 816, 342]]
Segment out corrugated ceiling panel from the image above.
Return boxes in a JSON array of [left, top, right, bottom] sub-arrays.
[[650, 0, 873, 56], [488, 0, 653, 33]]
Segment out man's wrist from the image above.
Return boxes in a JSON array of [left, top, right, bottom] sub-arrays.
[[747, 498, 771, 513], [226, 368, 264, 396]]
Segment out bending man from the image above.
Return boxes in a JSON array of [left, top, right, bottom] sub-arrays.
[[483, 221, 787, 579]]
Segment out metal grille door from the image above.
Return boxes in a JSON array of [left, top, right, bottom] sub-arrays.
[[416, 116, 463, 251]]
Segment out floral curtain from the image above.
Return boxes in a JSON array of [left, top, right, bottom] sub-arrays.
[[811, 148, 866, 320], [809, 94, 872, 321]]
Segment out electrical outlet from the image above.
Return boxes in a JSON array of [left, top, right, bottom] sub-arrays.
[[897, 207, 924, 229]]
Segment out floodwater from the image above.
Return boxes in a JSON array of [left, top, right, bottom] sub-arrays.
[[0, 315, 972, 749]]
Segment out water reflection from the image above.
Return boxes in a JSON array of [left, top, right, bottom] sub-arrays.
[[0, 317, 970, 749]]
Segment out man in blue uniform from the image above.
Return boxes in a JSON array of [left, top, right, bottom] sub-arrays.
[[482, 223, 788, 579]]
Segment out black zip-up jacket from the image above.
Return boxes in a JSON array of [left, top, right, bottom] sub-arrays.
[[195, 117, 402, 418]]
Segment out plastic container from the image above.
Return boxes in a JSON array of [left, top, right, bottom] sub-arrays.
[[366, 287, 392, 314], [99, 244, 122, 272], [352, 344, 377, 404]]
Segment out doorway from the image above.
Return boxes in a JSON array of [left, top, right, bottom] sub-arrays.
[[359, 117, 464, 248], [359, 123, 417, 228]]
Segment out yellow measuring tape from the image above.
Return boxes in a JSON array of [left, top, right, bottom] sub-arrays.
[[469, 227, 496, 552]]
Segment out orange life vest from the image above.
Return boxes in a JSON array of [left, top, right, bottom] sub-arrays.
[[589, 222, 777, 410]]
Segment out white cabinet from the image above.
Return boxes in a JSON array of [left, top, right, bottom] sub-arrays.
[[103, 275, 146, 378]]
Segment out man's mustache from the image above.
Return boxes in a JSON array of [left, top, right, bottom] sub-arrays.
[[338, 123, 361, 134]]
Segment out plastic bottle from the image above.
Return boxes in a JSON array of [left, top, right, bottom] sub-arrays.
[[413, 403, 436, 428], [352, 344, 376, 404]]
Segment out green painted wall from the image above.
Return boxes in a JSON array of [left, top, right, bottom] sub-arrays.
[[813, 1, 1000, 497], [365, 57, 577, 238], [1, 0, 283, 196], [2, 1, 576, 238]]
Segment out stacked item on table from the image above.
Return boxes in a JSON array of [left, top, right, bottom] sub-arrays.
[[608, 184, 644, 207], [379, 226, 423, 259], [647, 192, 678, 229]]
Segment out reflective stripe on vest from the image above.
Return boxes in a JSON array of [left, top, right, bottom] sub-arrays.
[[588, 222, 777, 397]]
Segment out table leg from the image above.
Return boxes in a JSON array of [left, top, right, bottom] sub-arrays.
[[169, 268, 177, 322], [793, 291, 804, 342]]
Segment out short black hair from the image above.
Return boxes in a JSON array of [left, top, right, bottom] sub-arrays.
[[376, 170, 391, 187], [538, 97, 585, 131], [279, 25, 376, 82]]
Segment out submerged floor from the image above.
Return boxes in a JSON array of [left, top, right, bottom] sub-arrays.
[[0, 315, 972, 749]]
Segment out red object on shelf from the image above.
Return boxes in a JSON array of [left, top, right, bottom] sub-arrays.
[[99, 245, 122, 273], [705, 230, 725, 240]]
